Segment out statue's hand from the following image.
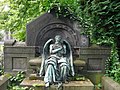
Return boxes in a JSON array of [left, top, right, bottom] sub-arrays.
[[58, 47, 62, 51]]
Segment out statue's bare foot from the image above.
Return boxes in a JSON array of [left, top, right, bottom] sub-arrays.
[[57, 82, 63, 89], [64, 80, 69, 84], [45, 82, 50, 87]]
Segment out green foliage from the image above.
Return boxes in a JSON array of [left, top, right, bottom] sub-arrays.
[[0, 65, 4, 76], [105, 45, 120, 84], [40, 0, 80, 19], [67, 0, 120, 45], [87, 0, 120, 44], [7, 71, 26, 89], [72, 74, 86, 81], [1, 0, 120, 44], [9, 86, 28, 90], [0, 0, 43, 41], [0, 33, 4, 41], [95, 83, 102, 89]]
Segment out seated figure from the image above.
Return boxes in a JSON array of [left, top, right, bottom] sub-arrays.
[[39, 35, 74, 88]]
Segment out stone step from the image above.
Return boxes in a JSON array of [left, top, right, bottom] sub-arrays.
[[29, 74, 42, 80], [20, 78, 94, 90]]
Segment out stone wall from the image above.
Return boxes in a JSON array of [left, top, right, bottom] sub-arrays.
[[74, 47, 111, 84], [74, 47, 111, 73], [4, 40, 38, 73], [102, 76, 120, 90]]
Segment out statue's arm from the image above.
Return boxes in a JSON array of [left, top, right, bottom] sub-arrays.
[[50, 45, 62, 54]]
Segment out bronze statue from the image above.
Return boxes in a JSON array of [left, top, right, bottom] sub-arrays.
[[39, 35, 74, 88]]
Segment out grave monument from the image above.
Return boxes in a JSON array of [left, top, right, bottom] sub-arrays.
[[4, 10, 111, 89]]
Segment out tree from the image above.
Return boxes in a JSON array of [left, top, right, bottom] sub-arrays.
[[0, 0, 85, 41], [0, 0, 43, 41]]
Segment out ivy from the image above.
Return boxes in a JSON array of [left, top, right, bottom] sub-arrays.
[[7, 71, 26, 90], [105, 45, 120, 84]]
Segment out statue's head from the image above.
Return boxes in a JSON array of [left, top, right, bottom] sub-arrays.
[[55, 35, 62, 43]]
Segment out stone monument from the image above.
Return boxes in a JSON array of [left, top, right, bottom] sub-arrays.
[[4, 10, 111, 89]]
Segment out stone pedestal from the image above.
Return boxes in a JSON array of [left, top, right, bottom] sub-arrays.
[[20, 78, 94, 90], [0, 75, 9, 90], [4, 45, 37, 73]]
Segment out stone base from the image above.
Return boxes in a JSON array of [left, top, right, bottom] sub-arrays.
[[20, 78, 94, 90], [0, 75, 9, 90], [102, 76, 120, 90]]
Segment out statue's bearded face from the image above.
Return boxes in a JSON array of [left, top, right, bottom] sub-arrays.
[[55, 35, 62, 42]]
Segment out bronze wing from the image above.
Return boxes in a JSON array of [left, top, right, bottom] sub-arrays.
[[39, 39, 53, 76], [63, 40, 75, 76]]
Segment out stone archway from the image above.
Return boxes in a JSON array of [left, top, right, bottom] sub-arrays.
[[35, 23, 79, 53]]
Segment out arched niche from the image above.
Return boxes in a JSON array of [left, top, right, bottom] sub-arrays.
[[35, 23, 80, 54]]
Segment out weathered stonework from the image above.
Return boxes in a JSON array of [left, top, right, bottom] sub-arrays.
[[26, 12, 89, 55], [20, 78, 94, 90], [102, 76, 120, 90], [4, 41, 38, 73], [0, 75, 9, 90]]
